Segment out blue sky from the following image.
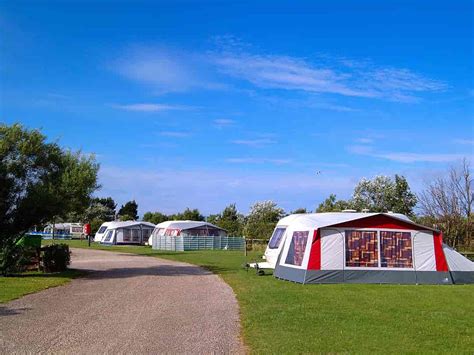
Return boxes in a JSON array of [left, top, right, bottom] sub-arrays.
[[1, 1, 473, 216]]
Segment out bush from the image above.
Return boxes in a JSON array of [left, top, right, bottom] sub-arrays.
[[0, 244, 30, 275], [42, 244, 71, 272]]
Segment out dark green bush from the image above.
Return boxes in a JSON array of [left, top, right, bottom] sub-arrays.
[[42, 244, 71, 272], [0, 244, 30, 275]]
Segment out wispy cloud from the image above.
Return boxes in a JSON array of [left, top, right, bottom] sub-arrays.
[[112, 103, 189, 112], [112, 41, 446, 102], [453, 138, 474, 145], [213, 118, 236, 128], [355, 138, 374, 144], [112, 46, 225, 94], [374, 152, 466, 163], [159, 131, 191, 138], [225, 157, 291, 165], [347, 144, 466, 163], [212, 42, 446, 102], [231, 138, 276, 147]]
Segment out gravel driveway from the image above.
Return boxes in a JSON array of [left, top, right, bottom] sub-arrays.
[[0, 248, 244, 354]]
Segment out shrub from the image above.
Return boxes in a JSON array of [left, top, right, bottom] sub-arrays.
[[0, 244, 30, 275], [42, 244, 71, 272]]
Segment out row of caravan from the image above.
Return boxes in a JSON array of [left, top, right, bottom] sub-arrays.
[[91, 212, 474, 284], [93, 220, 227, 245]]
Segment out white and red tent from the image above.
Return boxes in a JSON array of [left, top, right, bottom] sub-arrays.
[[259, 212, 474, 284]]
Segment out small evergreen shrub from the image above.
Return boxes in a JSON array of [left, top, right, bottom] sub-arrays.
[[42, 244, 71, 272], [0, 244, 30, 275]]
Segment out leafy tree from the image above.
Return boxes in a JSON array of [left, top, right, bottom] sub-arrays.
[[119, 214, 135, 221], [171, 208, 205, 221], [118, 200, 139, 220], [208, 204, 245, 236], [206, 214, 220, 225], [82, 197, 116, 223], [352, 175, 417, 215], [244, 201, 285, 240], [0, 123, 99, 274], [81, 197, 116, 234], [316, 194, 350, 212], [143, 211, 168, 225], [291, 207, 307, 214]]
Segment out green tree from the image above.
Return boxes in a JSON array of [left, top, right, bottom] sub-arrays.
[[0, 123, 99, 273], [82, 197, 116, 234], [316, 194, 350, 212], [352, 175, 417, 215], [172, 208, 205, 221], [206, 214, 220, 225], [244, 201, 285, 240], [291, 207, 307, 214], [118, 200, 139, 220], [208, 204, 245, 236], [143, 211, 168, 224]]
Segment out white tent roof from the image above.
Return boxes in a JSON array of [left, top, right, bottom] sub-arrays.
[[276, 212, 437, 232], [156, 220, 226, 231], [105, 221, 155, 229], [443, 244, 474, 271]]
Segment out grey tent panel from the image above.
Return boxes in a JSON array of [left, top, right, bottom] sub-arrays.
[[450, 271, 474, 284], [278, 269, 453, 284], [273, 265, 306, 283]]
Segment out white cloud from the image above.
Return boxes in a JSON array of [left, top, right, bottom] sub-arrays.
[[355, 138, 374, 144], [374, 152, 466, 163], [453, 138, 474, 145], [112, 42, 446, 102], [213, 118, 236, 128], [112, 46, 225, 94], [231, 138, 276, 147], [225, 158, 291, 165], [159, 131, 191, 138], [212, 44, 446, 101], [112, 103, 188, 112], [347, 144, 466, 163]]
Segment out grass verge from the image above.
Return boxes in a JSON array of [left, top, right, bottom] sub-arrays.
[[45, 239, 474, 353], [0, 269, 84, 304]]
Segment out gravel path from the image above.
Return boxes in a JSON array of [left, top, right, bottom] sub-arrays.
[[0, 248, 244, 354]]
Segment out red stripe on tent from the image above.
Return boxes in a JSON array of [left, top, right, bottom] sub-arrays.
[[433, 231, 448, 272], [307, 229, 321, 270], [329, 214, 426, 231]]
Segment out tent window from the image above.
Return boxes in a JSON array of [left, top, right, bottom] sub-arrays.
[[132, 229, 140, 242], [142, 228, 151, 240], [269, 228, 286, 249], [123, 229, 131, 242], [104, 230, 114, 243], [285, 231, 309, 266], [380, 231, 413, 268], [345, 231, 378, 267], [98, 226, 108, 234], [165, 229, 180, 236]]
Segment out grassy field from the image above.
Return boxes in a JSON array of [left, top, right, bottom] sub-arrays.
[[46, 239, 473, 353], [0, 269, 83, 304]]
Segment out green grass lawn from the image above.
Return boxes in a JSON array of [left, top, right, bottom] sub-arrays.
[[0, 269, 83, 304], [46, 240, 473, 353]]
